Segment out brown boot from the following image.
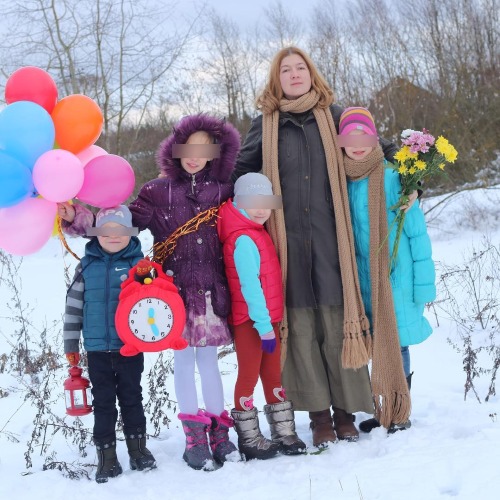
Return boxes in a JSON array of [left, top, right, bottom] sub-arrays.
[[309, 410, 336, 447], [332, 407, 359, 442]]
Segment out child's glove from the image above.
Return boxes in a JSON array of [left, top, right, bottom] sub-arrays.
[[66, 352, 80, 366], [261, 331, 276, 354]]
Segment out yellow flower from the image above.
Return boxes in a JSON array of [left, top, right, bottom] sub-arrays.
[[435, 136, 458, 164], [394, 146, 410, 162], [444, 145, 458, 163], [415, 160, 426, 171], [398, 164, 408, 174], [408, 166, 417, 174], [407, 151, 418, 160], [438, 163, 445, 170], [435, 136, 449, 154]]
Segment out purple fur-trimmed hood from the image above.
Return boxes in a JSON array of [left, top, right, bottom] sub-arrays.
[[156, 114, 240, 182]]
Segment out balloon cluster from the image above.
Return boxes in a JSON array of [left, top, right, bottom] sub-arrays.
[[0, 66, 136, 256]]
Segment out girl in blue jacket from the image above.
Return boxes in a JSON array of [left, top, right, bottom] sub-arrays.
[[339, 107, 436, 433]]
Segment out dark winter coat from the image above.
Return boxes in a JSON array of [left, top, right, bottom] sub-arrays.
[[129, 114, 240, 322], [233, 104, 398, 309], [63, 237, 143, 353]]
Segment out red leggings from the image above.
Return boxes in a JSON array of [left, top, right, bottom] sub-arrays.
[[233, 320, 283, 410]]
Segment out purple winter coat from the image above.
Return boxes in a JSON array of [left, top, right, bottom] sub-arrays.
[[129, 114, 240, 346]]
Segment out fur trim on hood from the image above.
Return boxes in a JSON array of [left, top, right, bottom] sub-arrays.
[[156, 114, 241, 182]]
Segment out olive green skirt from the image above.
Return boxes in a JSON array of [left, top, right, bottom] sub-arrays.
[[282, 305, 374, 413]]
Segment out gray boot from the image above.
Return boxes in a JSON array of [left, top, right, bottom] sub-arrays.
[[178, 412, 215, 471], [388, 372, 413, 433], [264, 400, 307, 455], [95, 439, 123, 483], [361, 372, 414, 434], [231, 407, 280, 461], [125, 433, 157, 471]]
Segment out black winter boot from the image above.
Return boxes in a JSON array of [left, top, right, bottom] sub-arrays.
[[95, 440, 123, 483], [125, 433, 157, 471], [360, 372, 414, 434], [359, 417, 381, 433], [388, 372, 413, 433]]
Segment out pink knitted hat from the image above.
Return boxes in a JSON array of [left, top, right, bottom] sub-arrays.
[[339, 107, 377, 136]]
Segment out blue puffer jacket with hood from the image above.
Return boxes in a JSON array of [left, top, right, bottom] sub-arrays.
[[347, 162, 436, 346]]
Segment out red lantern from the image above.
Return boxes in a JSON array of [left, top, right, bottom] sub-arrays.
[[64, 366, 93, 416]]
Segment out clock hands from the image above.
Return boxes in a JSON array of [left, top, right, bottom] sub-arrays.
[[148, 307, 160, 337]]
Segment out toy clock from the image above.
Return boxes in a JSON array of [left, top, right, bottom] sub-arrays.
[[115, 259, 188, 356]]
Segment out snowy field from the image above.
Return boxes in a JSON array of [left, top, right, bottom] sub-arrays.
[[0, 186, 499, 500]]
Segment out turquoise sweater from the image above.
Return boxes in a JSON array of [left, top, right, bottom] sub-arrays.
[[347, 162, 436, 346]]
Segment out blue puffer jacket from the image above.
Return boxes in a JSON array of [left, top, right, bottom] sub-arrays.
[[347, 162, 436, 346], [80, 237, 143, 351]]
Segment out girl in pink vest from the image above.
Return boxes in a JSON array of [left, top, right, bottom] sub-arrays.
[[217, 173, 306, 460]]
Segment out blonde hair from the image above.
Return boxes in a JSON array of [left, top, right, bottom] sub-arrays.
[[256, 47, 334, 114]]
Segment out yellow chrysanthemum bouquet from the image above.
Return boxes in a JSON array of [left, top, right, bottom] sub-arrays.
[[388, 129, 458, 269]]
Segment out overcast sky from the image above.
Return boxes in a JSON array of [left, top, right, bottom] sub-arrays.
[[176, 0, 321, 30]]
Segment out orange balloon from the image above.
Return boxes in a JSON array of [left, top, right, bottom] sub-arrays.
[[51, 95, 103, 154]]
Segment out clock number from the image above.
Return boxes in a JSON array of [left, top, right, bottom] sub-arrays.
[[168, 314, 172, 319], [134, 329, 139, 334], [160, 331, 165, 337], [147, 298, 152, 304], [130, 319, 134, 325], [152, 336, 155, 341], [132, 309, 137, 314]]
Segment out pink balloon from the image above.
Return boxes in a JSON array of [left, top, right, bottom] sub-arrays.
[[0, 197, 57, 255], [76, 145, 107, 167], [33, 149, 84, 202], [76, 154, 135, 208]]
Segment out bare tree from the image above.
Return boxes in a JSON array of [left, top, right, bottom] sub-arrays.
[[308, 0, 362, 105], [0, 0, 197, 156], [263, 0, 304, 54]]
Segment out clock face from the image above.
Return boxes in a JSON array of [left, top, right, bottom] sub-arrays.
[[128, 298, 174, 343]]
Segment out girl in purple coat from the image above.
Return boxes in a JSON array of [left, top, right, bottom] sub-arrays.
[[59, 114, 241, 471]]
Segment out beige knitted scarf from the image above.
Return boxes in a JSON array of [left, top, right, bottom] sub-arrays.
[[262, 89, 371, 373], [344, 146, 411, 426]]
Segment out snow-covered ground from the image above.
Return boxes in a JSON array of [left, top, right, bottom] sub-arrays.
[[1, 186, 499, 500]]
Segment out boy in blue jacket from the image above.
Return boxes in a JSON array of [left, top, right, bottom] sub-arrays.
[[339, 107, 436, 433], [63, 205, 156, 482]]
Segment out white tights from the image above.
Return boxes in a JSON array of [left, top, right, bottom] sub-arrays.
[[174, 346, 224, 416]]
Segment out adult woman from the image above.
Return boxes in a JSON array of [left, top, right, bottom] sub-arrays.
[[233, 47, 404, 445]]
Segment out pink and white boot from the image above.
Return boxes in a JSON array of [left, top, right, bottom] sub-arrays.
[[202, 410, 241, 464], [178, 412, 214, 471]]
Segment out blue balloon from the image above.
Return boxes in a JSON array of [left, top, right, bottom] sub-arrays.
[[0, 101, 55, 170], [0, 151, 34, 208]]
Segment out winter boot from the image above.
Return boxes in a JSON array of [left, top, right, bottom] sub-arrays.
[[360, 372, 414, 434], [359, 417, 381, 433], [95, 440, 123, 484], [332, 407, 359, 442], [309, 409, 336, 447], [264, 400, 306, 455], [203, 410, 241, 464], [231, 407, 280, 460], [178, 412, 215, 471], [388, 372, 413, 433], [125, 432, 157, 471]]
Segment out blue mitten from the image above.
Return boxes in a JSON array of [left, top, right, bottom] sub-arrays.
[[261, 331, 276, 354]]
